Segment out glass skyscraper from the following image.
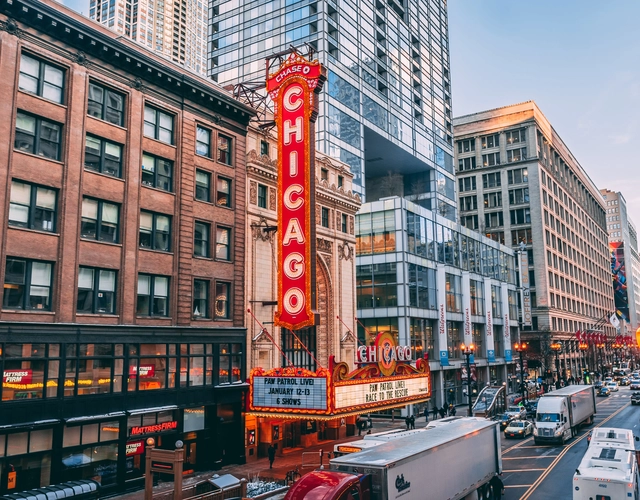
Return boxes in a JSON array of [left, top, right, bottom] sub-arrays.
[[209, 0, 456, 217]]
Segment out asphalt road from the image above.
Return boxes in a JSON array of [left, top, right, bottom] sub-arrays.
[[499, 389, 635, 500]]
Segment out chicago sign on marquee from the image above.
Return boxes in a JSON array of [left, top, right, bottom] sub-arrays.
[[267, 52, 326, 331], [247, 333, 431, 418]]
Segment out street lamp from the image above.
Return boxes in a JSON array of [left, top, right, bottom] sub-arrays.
[[513, 342, 527, 403], [550, 341, 562, 386], [461, 343, 475, 417], [579, 342, 589, 379]]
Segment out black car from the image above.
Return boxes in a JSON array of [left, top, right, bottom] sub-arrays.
[[597, 386, 611, 397], [594, 381, 603, 389], [631, 392, 640, 405], [494, 413, 515, 430]]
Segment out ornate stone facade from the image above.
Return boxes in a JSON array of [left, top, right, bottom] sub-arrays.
[[244, 123, 361, 374]]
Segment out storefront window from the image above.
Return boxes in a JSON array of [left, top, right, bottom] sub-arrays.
[[29, 429, 52, 452], [184, 407, 205, 432], [132, 344, 170, 391], [2, 343, 58, 401], [64, 344, 123, 397], [6, 432, 28, 456], [218, 344, 242, 384], [62, 443, 118, 486]]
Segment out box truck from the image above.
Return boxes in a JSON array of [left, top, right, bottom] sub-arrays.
[[284, 418, 502, 500], [533, 385, 596, 445], [573, 430, 640, 500]]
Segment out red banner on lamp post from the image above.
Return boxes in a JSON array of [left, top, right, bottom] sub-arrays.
[[267, 53, 325, 331]]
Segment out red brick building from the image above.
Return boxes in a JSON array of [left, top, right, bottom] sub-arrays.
[[0, 0, 254, 494]]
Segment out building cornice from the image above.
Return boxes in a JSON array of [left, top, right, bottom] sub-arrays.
[[0, 0, 256, 128]]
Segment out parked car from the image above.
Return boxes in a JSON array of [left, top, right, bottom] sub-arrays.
[[631, 392, 640, 405], [606, 381, 619, 392], [597, 386, 611, 397], [494, 413, 515, 430], [505, 405, 527, 419], [630, 379, 640, 390], [620, 377, 630, 386], [504, 420, 534, 439]]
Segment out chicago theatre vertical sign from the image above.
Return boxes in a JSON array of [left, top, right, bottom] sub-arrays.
[[267, 53, 326, 331]]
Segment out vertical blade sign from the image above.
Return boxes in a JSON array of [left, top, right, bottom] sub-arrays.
[[267, 53, 325, 331]]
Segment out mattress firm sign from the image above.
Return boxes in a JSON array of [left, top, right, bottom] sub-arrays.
[[334, 377, 429, 410], [252, 376, 327, 411]]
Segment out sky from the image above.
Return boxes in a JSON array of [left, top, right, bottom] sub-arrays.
[[60, 0, 640, 227], [448, 0, 640, 229]]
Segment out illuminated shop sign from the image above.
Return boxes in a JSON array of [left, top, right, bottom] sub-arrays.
[[334, 377, 430, 411], [129, 365, 156, 378], [267, 52, 325, 331], [130, 421, 178, 436], [126, 440, 146, 456], [3, 370, 32, 384]]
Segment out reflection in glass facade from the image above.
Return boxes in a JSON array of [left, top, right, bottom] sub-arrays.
[[210, 0, 455, 210]]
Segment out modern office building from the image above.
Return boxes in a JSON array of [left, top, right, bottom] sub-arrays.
[[454, 101, 615, 381], [600, 189, 640, 333], [89, 0, 208, 75], [0, 0, 254, 494], [355, 197, 520, 411], [209, 0, 457, 218]]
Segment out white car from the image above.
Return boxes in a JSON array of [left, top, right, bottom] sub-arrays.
[[629, 379, 640, 390], [505, 405, 527, 419], [504, 420, 534, 439], [606, 381, 619, 392]]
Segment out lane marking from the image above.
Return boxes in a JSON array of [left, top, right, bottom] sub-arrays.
[[519, 402, 629, 500], [505, 485, 533, 488], [503, 468, 547, 472], [503, 456, 558, 460]]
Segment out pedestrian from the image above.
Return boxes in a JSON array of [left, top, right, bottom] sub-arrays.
[[451, 405, 457, 416], [410, 415, 415, 429], [357, 416, 363, 436], [489, 473, 505, 499], [439, 406, 446, 419], [432, 405, 438, 420], [267, 444, 276, 469], [367, 416, 372, 429], [405, 415, 410, 430], [424, 407, 429, 423]]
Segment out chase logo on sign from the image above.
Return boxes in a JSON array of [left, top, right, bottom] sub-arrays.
[[395, 474, 410, 492]]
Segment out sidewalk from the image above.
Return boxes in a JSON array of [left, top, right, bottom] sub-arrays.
[[112, 417, 416, 499]]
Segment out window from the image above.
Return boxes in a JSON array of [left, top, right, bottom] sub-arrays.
[[457, 138, 475, 153], [218, 343, 242, 382], [321, 207, 329, 228], [84, 135, 122, 178], [445, 273, 462, 313], [193, 279, 209, 318], [458, 157, 476, 172], [338, 175, 344, 188], [15, 112, 61, 161], [458, 176, 477, 192], [510, 208, 531, 225], [216, 177, 232, 207], [484, 192, 502, 208], [257, 184, 267, 208], [507, 148, 527, 163], [194, 222, 210, 257], [143, 105, 173, 144], [321, 168, 329, 181], [356, 263, 397, 308], [87, 82, 125, 126], [196, 125, 211, 157], [217, 134, 232, 165], [195, 170, 211, 201], [511, 228, 532, 245], [341, 214, 348, 233], [19, 53, 64, 103], [77, 267, 116, 314], [141, 153, 173, 192], [484, 212, 504, 228], [506, 128, 526, 144], [508, 168, 528, 184], [482, 152, 500, 167], [139, 211, 171, 252], [216, 226, 231, 260], [470, 279, 484, 316], [509, 188, 530, 205], [461, 215, 478, 230], [407, 264, 436, 309], [460, 195, 477, 212], [482, 172, 501, 188], [3, 258, 53, 310], [81, 198, 119, 243], [260, 140, 269, 156], [137, 275, 169, 316], [481, 134, 499, 149], [491, 285, 502, 317], [9, 180, 56, 232], [215, 282, 231, 319]]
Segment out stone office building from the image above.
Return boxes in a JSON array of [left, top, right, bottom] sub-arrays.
[[0, 0, 254, 494], [453, 102, 615, 380]]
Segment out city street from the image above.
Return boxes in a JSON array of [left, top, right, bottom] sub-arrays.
[[502, 391, 635, 499]]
